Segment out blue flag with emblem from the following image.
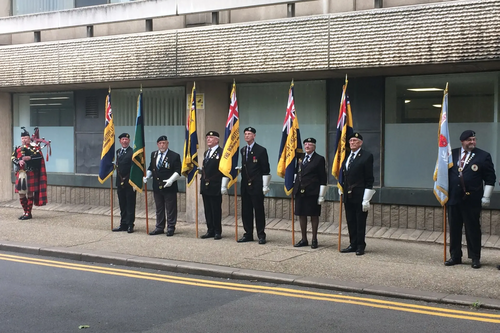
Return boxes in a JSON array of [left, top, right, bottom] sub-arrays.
[[98, 89, 115, 184], [181, 82, 199, 186]]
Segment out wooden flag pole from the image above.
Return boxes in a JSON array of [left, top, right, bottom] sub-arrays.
[[443, 205, 447, 263], [291, 195, 295, 245], [338, 194, 343, 252], [234, 183, 239, 241], [195, 176, 199, 238], [144, 182, 149, 234], [110, 175, 114, 230]]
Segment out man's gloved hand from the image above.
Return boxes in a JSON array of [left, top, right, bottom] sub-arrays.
[[163, 172, 181, 188], [482, 185, 494, 207], [143, 170, 152, 183], [221, 177, 230, 195], [317, 185, 327, 205], [262, 175, 271, 195], [362, 189, 376, 212]]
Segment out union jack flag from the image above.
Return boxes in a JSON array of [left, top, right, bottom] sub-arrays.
[[219, 81, 240, 187]]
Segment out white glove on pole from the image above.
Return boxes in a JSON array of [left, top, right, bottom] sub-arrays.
[[362, 189, 376, 212], [235, 166, 242, 170], [482, 185, 494, 207], [221, 177, 230, 195], [262, 175, 272, 195], [338, 187, 343, 196], [143, 170, 152, 183], [317, 185, 327, 205], [163, 172, 181, 187]]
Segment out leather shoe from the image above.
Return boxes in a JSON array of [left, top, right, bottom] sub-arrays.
[[444, 258, 462, 266], [258, 238, 266, 245], [166, 230, 174, 237], [20, 214, 32, 220], [127, 226, 134, 234], [201, 232, 215, 239], [294, 239, 309, 247], [340, 245, 356, 253], [112, 226, 127, 232], [311, 239, 318, 249], [356, 249, 365, 256], [214, 234, 222, 240], [237, 236, 254, 243], [497, 265, 500, 270], [149, 229, 164, 235], [471, 259, 481, 269]]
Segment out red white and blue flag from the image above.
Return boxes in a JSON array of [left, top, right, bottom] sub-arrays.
[[219, 81, 240, 188]]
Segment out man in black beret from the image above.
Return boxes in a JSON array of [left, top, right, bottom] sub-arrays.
[[339, 132, 375, 256], [237, 126, 271, 244], [446, 130, 496, 269], [143, 135, 182, 236], [293, 137, 327, 249], [113, 133, 136, 233], [200, 131, 224, 239]]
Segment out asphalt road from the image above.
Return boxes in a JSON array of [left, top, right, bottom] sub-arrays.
[[1, 252, 499, 333]]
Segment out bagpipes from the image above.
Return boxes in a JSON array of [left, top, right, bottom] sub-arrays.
[[31, 127, 52, 161]]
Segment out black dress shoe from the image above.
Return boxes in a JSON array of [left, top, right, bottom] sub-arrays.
[[497, 265, 500, 270], [356, 249, 365, 256], [237, 236, 253, 243], [20, 214, 32, 220], [444, 258, 462, 266], [18, 214, 25, 220], [340, 245, 356, 253], [311, 239, 318, 249], [149, 229, 164, 235], [258, 238, 266, 245], [127, 226, 134, 234], [294, 239, 309, 247], [471, 259, 481, 269], [201, 232, 215, 239], [112, 226, 128, 232], [214, 234, 222, 240], [166, 230, 174, 237]]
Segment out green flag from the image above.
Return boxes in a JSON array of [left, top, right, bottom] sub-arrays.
[[129, 92, 145, 192]]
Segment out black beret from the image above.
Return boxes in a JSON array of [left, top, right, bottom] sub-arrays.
[[157, 135, 168, 143], [303, 137, 316, 144], [21, 127, 30, 137], [118, 133, 130, 139], [348, 132, 363, 141], [460, 130, 475, 141], [244, 127, 256, 134], [206, 131, 219, 138]]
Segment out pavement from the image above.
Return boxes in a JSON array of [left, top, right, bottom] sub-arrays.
[[1, 200, 500, 310]]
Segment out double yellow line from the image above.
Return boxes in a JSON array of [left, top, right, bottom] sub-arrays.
[[1, 253, 499, 323]]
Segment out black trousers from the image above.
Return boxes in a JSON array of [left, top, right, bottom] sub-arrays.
[[202, 194, 222, 235], [117, 185, 136, 227], [241, 191, 266, 239], [344, 201, 368, 250], [448, 204, 482, 260], [153, 190, 177, 231]]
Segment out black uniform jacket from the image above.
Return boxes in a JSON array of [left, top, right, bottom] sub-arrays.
[[240, 143, 270, 196], [200, 146, 224, 196], [341, 148, 374, 204], [293, 152, 327, 197], [448, 147, 496, 206], [115, 146, 133, 187], [147, 149, 181, 193]]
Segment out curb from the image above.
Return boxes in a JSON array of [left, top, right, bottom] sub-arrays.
[[2, 240, 500, 310]]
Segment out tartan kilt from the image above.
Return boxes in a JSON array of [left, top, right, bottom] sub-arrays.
[[15, 170, 39, 193]]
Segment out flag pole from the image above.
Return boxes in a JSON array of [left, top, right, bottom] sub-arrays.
[[234, 183, 238, 241], [338, 194, 343, 252], [291, 195, 295, 245], [143, 143, 149, 234], [110, 175, 114, 230], [196, 176, 199, 238], [443, 205, 447, 262]]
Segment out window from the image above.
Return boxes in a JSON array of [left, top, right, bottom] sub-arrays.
[[384, 72, 499, 188]]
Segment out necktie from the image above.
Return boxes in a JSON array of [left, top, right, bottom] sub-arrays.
[[246, 146, 251, 161], [157, 152, 164, 169], [347, 153, 355, 170], [120, 148, 126, 157], [205, 149, 211, 162], [303, 155, 309, 166], [460, 151, 467, 169]]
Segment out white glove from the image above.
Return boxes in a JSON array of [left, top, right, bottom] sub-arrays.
[[143, 170, 152, 183], [317, 185, 327, 205], [362, 189, 376, 212], [197, 166, 203, 171], [338, 187, 343, 196], [221, 177, 230, 195], [163, 172, 181, 187], [482, 185, 494, 207], [262, 175, 271, 195], [235, 166, 242, 170]]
